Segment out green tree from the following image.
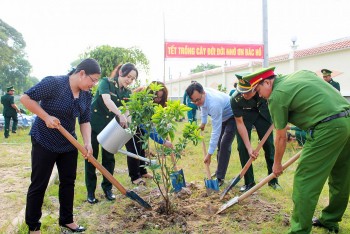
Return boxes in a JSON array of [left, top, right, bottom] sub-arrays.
[[121, 83, 201, 214], [82, 45, 149, 78], [0, 19, 32, 93], [190, 63, 220, 73], [217, 84, 227, 93]]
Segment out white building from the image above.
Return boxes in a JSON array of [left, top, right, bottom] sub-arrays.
[[166, 37, 350, 101]]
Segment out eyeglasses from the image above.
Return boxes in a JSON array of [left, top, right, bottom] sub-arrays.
[[191, 94, 203, 104], [87, 74, 99, 84]]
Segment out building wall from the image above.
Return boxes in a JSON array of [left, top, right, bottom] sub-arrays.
[[167, 47, 350, 98]]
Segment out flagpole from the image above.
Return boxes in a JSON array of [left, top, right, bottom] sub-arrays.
[[163, 11, 166, 84]]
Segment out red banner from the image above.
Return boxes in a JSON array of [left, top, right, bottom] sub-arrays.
[[165, 42, 264, 59]]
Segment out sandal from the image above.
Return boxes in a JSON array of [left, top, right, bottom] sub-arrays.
[[142, 173, 153, 179], [132, 178, 146, 186]]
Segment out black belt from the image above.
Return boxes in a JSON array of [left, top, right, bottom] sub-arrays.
[[308, 109, 350, 138], [319, 109, 350, 124]]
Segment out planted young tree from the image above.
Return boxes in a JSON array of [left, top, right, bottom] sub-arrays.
[[121, 82, 201, 214]]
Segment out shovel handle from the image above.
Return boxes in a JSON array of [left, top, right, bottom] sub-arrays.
[[239, 150, 302, 202], [201, 131, 212, 179], [239, 124, 274, 177], [57, 126, 127, 195]]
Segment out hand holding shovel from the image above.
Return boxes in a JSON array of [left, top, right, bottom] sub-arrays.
[[57, 125, 152, 210], [216, 150, 302, 214], [220, 124, 274, 200]]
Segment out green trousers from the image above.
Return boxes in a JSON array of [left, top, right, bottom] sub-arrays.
[[85, 130, 115, 193], [4, 114, 18, 137], [236, 114, 276, 185], [289, 117, 350, 233]]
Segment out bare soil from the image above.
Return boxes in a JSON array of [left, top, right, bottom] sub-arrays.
[[75, 181, 288, 233]]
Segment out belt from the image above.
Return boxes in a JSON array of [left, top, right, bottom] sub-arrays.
[[319, 109, 350, 124], [308, 109, 350, 138]]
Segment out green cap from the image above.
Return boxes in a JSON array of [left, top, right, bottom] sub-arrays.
[[242, 67, 276, 87], [235, 72, 252, 93], [6, 86, 15, 92], [321, 69, 332, 76]]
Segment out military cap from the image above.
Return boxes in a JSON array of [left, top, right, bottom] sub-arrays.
[[235, 72, 252, 93], [6, 86, 15, 92], [242, 67, 276, 87], [321, 69, 332, 76]]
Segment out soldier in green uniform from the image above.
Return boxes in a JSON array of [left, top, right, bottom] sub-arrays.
[[321, 68, 340, 91], [244, 67, 350, 233], [1, 86, 20, 138], [231, 74, 279, 192], [85, 63, 137, 204]]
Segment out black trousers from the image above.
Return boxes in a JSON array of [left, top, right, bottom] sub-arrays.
[[26, 137, 78, 231], [216, 117, 237, 180], [125, 128, 147, 182], [85, 130, 115, 193]]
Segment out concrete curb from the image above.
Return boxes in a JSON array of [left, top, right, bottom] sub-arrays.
[[6, 165, 58, 234]]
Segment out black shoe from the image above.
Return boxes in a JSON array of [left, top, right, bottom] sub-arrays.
[[87, 192, 98, 204], [12, 131, 16, 133], [312, 217, 339, 233], [218, 179, 224, 187], [60, 224, 86, 233], [240, 182, 256, 192], [268, 182, 282, 190], [104, 190, 116, 201]]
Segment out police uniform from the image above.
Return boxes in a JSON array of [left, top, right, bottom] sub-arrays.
[[231, 75, 277, 191], [243, 67, 350, 233], [85, 77, 131, 197], [321, 69, 340, 91], [1, 86, 18, 138]]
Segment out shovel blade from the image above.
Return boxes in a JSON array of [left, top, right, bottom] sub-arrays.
[[125, 190, 152, 210], [216, 196, 239, 214], [170, 169, 186, 193], [220, 175, 241, 200], [205, 178, 219, 195]]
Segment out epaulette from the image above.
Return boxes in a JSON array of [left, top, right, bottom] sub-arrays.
[[234, 93, 243, 103]]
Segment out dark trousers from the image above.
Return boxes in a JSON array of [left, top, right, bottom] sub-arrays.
[[125, 128, 147, 182], [4, 114, 18, 137], [216, 117, 236, 180], [26, 137, 78, 231], [236, 115, 276, 185], [85, 130, 115, 193]]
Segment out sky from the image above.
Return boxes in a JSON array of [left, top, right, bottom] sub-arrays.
[[1, 0, 350, 84]]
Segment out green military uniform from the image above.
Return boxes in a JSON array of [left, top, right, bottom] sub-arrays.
[[266, 70, 350, 233], [85, 77, 131, 194], [231, 92, 277, 186], [290, 126, 306, 146], [328, 78, 340, 91], [1, 86, 18, 138], [321, 69, 340, 91]]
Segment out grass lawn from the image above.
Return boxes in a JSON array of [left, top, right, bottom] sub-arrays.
[[2, 120, 349, 233]]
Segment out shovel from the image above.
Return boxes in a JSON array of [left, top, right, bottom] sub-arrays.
[[202, 131, 219, 195], [216, 150, 302, 214], [220, 124, 274, 200], [57, 125, 152, 210], [169, 153, 186, 192], [118, 149, 158, 166]]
